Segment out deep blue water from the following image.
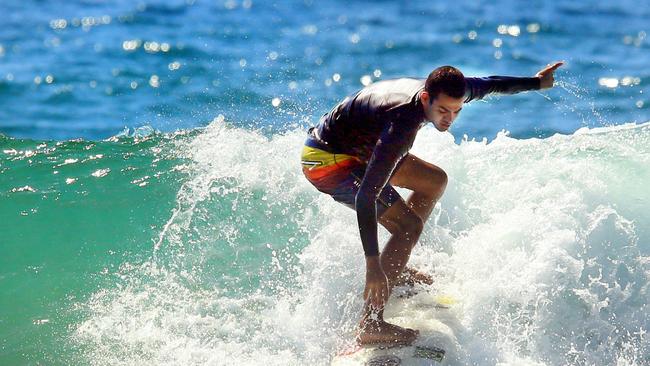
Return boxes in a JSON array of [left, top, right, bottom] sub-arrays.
[[1, 0, 648, 141]]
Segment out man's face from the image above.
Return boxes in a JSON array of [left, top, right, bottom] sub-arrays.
[[421, 92, 464, 132]]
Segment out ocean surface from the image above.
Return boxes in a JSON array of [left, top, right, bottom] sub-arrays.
[[1, 0, 649, 365]]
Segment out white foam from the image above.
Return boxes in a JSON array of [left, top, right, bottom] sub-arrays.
[[75, 120, 650, 365]]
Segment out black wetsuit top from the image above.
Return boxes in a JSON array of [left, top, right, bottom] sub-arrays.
[[310, 76, 540, 256]]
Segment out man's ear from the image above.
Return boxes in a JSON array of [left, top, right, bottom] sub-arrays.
[[421, 91, 430, 105]]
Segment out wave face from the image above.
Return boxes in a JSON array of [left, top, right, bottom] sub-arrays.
[[5, 121, 647, 365]]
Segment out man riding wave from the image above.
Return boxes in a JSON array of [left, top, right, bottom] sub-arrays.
[[301, 62, 563, 345]]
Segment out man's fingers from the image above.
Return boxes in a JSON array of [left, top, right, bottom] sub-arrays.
[[367, 288, 378, 308], [371, 291, 381, 309], [374, 289, 383, 308], [367, 287, 388, 309], [543, 61, 564, 74]]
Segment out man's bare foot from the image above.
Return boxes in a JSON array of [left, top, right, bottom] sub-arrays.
[[394, 267, 433, 287], [357, 318, 419, 346]]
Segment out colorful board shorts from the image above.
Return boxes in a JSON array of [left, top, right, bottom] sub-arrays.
[[301, 137, 401, 217]]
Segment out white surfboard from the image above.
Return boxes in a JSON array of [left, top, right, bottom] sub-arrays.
[[332, 290, 461, 366]]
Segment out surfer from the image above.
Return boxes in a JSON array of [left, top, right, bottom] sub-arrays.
[[301, 62, 563, 345]]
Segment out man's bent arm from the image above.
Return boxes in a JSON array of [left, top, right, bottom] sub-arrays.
[[356, 124, 414, 257], [464, 76, 541, 102]]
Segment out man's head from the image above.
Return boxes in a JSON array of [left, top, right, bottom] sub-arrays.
[[420, 66, 466, 131]]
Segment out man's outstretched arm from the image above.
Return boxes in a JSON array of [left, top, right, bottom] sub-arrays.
[[464, 61, 564, 102]]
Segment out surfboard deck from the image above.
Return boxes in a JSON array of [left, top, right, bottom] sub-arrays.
[[331, 290, 460, 366]]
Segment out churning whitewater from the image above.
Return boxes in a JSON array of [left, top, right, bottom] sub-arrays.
[[71, 120, 650, 365]]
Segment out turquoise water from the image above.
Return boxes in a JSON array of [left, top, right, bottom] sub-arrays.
[[1, 1, 650, 365], [2, 123, 649, 365]]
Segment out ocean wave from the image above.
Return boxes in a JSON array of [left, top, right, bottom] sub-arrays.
[[66, 120, 650, 365]]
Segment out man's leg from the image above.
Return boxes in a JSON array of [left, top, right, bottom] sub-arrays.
[[370, 154, 448, 285], [390, 153, 448, 226], [377, 200, 424, 286], [357, 154, 448, 345], [389, 154, 448, 285]]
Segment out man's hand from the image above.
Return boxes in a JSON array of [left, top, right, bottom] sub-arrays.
[[364, 256, 390, 310], [536, 61, 564, 89]]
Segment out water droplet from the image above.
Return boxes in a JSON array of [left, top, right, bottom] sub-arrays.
[[144, 41, 160, 53], [168, 61, 181, 71], [526, 23, 540, 33], [49, 19, 67, 30], [149, 75, 160, 88], [91, 168, 110, 178], [122, 40, 140, 51], [507, 25, 521, 37], [598, 77, 619, 88]]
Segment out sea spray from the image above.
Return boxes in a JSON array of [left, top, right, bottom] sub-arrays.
[[29, 121, 650, 365]]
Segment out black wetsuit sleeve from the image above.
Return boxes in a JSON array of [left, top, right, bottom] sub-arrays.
[[464, 76, 541, 103], [355, 123, 416, 257]]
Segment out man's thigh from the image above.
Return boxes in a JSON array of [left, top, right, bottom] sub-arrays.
[[390, 154, 447, 194]]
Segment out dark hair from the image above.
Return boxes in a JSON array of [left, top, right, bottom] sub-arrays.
[[424, 66, 465, 102]]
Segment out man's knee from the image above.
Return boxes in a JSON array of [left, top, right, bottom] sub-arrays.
[[423, 165, 447, 198], [431, 166, 448, 189], [391, 155, 448, 196]]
